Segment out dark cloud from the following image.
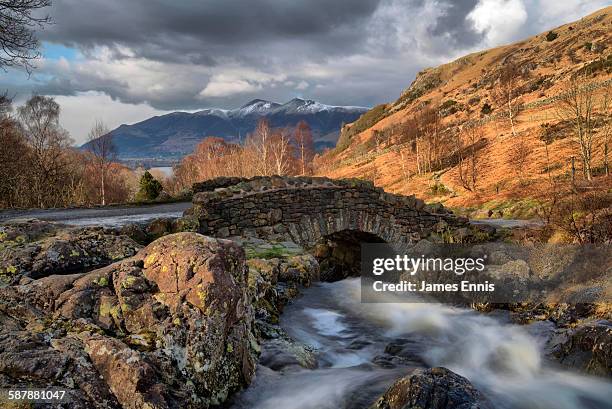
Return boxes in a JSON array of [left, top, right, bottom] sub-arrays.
[[10, 0, 606, 115], [41, 0, 382, 63], [430, 0, 483, 47]]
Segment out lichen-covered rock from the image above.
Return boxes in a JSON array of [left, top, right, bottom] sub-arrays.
[[0, 221, 141, 284], [245, 253, 318, 338], [371, 367, 491, 409], [0, 218, 63, 244], [83, 335, 169, 409], [549, 320, 612, 377], [277, 255, 320, 286], [144, 217, 175, 241], [0, 330, 121, 408], [0, 232, 258, 408], [119, 223, 150, 245], [119, 216, 199, 245]]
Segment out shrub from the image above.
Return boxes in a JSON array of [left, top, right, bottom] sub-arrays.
[[545, 190, 611, 243], [546, 31, 558, 42], [481, 103, 493, 115], [136, 171, 163, 201], [429, 182, 451, 196]]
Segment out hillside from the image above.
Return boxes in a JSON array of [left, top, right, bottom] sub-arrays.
[[82, 99, 367, 162], [318, 7, 611, 218]]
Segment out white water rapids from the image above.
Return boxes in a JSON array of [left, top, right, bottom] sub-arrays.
[[231, 279, 612, 409]]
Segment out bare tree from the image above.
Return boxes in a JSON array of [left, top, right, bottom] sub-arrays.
[[246, 119, 274, 176], [271, 127, 293, 175], [507, 134, 532, 183], [456, 125, 484, 192], [293, 120, 315, 175], [18, 95, 73, 207], [0, 0, 52, 72], [493, 60, 524, 139], [556, 75, 596, 181], [601, 84, 611, 176], [0, 95, 32, 207], [0, 91, 12, 117], [417, 106, 446, 173], [396, 118, 417, 178], [87, 120, 116, 205]]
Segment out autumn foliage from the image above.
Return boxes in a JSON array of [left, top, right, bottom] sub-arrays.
[[166, 119, 315, 194], [0, 95, 133, 208]]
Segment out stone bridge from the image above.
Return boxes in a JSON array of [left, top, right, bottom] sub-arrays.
[[188, 176, 467, 248]]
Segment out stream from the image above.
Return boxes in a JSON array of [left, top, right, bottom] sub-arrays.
[[232, 279, 612, 409]]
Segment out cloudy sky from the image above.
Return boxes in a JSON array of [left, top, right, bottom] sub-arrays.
[[2, 0, 608, 144]]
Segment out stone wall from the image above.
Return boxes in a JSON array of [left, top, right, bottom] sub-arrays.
[[189, 176, 466, 247]]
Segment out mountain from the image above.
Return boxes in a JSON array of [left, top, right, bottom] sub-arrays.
[[82, 98, 368, 161], [318, 7, 612, 217]]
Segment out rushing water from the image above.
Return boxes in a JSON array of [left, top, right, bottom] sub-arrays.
[[232, 279, 612, 409]]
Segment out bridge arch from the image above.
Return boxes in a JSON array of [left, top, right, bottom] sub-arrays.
[[188, 176, 466, 248]]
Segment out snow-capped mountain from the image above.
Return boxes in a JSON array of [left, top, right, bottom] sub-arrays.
[[82, 99, 368, 161], [191, 98, 366, 119]]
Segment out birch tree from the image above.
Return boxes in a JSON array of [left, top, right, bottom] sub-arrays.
[[556, 75, 596, 181], [87, 120, 116, 205], [293, 120, 314, 175]]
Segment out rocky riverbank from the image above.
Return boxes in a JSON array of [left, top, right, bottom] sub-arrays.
[[0, 214, 610, 408], [0, 217, 322, 408]]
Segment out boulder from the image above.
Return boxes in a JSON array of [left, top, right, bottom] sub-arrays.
[[144, 217, 175, 241], [371, 367, 490, 409], [0, 232, 258, 408], [118, 223, 149, 245], [549, 320, 612, 377]]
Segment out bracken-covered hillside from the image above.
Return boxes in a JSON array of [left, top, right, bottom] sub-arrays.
[[318, 7, 611, 218]]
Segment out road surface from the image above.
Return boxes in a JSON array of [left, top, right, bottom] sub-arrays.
[[0, 202, 191, 227], [470, 218, 544, 228]]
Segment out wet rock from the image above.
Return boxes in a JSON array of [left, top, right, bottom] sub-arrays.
[[0, 222, 141, 284], [246, 253, 319, 338], [381, 338, 428, 366], [371, 367, 491, 409], [549, 321, 612, 377], [0, 232, 258, 408], [259, 332, 317, 370]]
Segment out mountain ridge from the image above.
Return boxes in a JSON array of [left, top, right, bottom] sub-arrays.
[[82, 98, 369, 161]]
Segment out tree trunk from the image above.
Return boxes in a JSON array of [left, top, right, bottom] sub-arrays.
[[416, 142, 421, 175], [508, 94, 517, 138], [101, 170, 106, 206], [605, 142, 609, 176]]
